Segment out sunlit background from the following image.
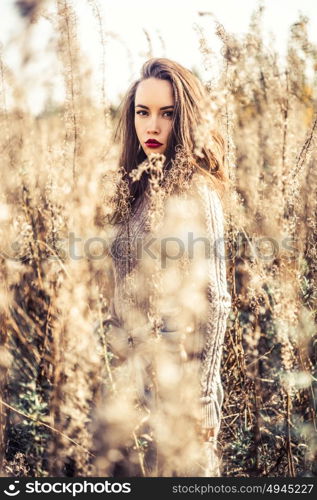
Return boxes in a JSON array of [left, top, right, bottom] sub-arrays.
[[1, 0, 316, 114], [1, 0, 317, 479]]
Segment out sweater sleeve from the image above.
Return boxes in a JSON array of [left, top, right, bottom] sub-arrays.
[[157, 180, 232, 431], [196, 183, 232, 431]]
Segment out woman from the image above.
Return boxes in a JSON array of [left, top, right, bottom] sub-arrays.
[[102, 58, 232, 477]]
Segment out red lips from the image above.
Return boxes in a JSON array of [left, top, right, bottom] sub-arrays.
[[145, 139, 162, 145]]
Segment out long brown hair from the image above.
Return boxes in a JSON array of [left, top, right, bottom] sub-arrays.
[[109, 58, 229, 224]]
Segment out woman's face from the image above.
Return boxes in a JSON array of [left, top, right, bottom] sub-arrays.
[[134, 77, 174, 156]]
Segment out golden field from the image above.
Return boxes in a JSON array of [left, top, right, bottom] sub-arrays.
[[0, 1, 316, 477]]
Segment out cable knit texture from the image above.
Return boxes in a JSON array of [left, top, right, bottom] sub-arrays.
[[109, 172, 232, 443]]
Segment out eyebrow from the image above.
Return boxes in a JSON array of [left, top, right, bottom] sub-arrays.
[[135, 104, 174, 110]]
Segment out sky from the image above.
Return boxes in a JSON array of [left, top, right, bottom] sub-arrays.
[[0, 0, 316, 114]]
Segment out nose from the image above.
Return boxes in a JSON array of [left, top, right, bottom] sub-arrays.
[[147, 115, 160, 134]]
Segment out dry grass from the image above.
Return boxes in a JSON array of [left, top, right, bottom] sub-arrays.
[[0, 1, 316, 477]]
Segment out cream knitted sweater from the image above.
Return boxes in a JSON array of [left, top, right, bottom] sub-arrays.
[[108, 172, 232, 433]]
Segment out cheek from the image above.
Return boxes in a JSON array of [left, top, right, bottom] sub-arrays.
[[166, 122, 173, 138]]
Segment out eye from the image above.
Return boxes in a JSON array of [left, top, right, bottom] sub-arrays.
[[135, 110, 173, 118]]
